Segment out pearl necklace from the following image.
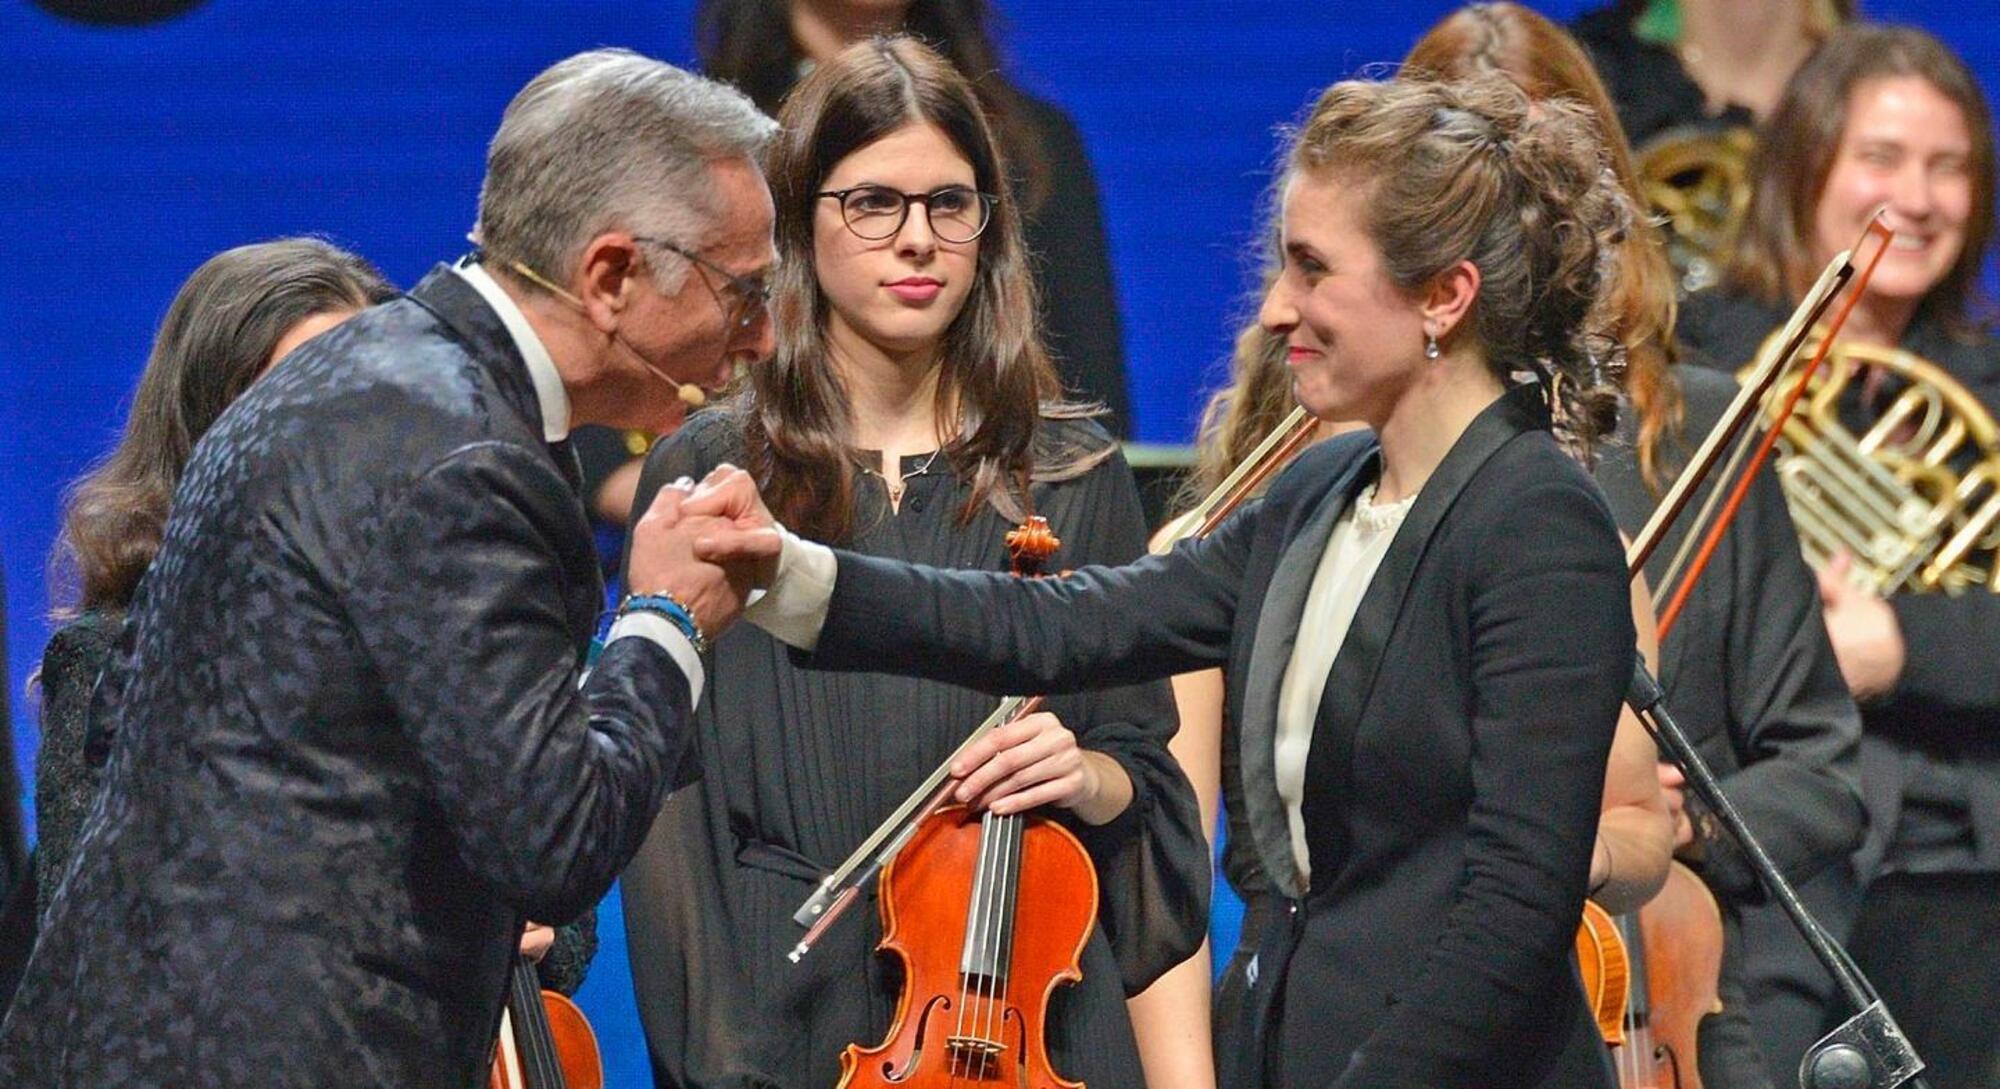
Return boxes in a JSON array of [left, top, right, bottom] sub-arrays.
[[1353, 482, 1417, 534]]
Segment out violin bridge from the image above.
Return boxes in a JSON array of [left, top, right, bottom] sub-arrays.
[[945, 1034, 1007, 1059]]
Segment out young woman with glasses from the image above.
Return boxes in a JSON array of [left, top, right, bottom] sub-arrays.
[[617, 37, 1208, 1089]]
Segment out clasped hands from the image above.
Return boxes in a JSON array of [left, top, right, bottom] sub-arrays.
[[625, 464, 784, 635], [624, 465, 1131, 823]]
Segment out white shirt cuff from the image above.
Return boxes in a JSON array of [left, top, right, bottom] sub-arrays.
[[607, 611, 705, 706], [743, 524, 837, 651]]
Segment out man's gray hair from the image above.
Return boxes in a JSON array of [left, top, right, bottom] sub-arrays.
[[475, 48, 777, 293]]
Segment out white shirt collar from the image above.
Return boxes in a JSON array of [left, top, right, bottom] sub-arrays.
[[453, 258, 571, 442]]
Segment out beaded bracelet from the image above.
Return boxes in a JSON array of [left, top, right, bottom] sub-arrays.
[[619, 591, 710, 655]]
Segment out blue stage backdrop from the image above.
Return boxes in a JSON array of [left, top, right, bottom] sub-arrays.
[[3, 3, 1994, 1084]]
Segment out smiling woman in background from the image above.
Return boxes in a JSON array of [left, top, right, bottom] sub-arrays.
[[1679, 25, 2000, 1089]]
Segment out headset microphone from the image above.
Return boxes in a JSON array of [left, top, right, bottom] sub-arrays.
[[497, 254, 709, 409]]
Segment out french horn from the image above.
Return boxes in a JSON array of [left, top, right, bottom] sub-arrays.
[[1739, 328, 2000, 594], [1637, 126, 1755, 294]]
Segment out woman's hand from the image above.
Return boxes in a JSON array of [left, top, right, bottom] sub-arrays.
[[520, 922, 555, 963], [1657, 761, 1693, 850], [1816, 552, 1905, 701], [950, 712, 1133, 825]]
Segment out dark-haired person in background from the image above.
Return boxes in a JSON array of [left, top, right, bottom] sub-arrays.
[[1680, 25, 2000, 1089], [0, 239, 393, 1015], [32, 239, 391, 930], [620, 37, 1203, 1089]]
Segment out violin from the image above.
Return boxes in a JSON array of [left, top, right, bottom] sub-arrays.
[[789, 410, 1321, 969], [1578, 863, 1724, 1088], [489, 953, 603, 1089], [837, 516, 1096, 1089]]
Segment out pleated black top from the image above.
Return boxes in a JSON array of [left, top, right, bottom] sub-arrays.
[[621, 409, 1207, 1089]]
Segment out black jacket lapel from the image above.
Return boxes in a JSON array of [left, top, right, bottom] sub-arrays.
[[1239, 443, 1378, 898], [407, 264, 547, 442], [1301, 383, 1552, 890]]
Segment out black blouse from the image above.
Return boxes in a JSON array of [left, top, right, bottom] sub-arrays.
[[620, 410, 1205, 1089], [1572, 5, 1757, 149]]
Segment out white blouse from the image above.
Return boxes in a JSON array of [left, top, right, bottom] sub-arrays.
[[1274, 482, 1416, 882]]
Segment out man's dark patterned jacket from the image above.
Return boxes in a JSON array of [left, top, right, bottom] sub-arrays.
[[0, 268, 697, 1087]]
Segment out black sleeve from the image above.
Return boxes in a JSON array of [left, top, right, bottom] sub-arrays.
[[1886, 593, 2000, 719], [1702, 464, 1866, 897], [1339, 478, 1633, 1087], [1039, 448, 1210, 993], [1019, 100, 1130, 437], [803, 492, 1260, 693], [536, 906, 598, 997], [31, 616, 120, 924], [349, 444, 698, 923]]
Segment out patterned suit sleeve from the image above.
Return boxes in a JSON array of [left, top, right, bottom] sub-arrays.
[[347, 442, 696, 923]]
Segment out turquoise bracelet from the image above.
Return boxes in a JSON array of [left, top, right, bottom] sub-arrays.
[[619, 591, 710, 655]]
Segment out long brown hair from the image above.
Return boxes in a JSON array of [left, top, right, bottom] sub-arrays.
[[743, 36, 1097, 544], [53, 238, 393, 614], [694, 0, 1050, 209], [1725, 24, 1996, 336]]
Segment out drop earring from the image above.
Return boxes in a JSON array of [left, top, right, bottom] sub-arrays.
[[1424, 333, 1441, 360]]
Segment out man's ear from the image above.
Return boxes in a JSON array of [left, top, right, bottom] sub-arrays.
[[573, 233, 641, 332], [1422, 258, 1481, 345]]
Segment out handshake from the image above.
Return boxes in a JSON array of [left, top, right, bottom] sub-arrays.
[[625, 465, 787, 642]]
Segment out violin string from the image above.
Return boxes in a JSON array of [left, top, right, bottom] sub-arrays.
[[979, 810, 1004, 1071], [955, 811, 993, 1081], [531, 960, 558, 1089], [997, 810, 1023, 1080], [976, 811, 1005, 1079], [994, 811, 1020, 1080], [952, 829, 972, 1085], [513, 959, 538, 1088]]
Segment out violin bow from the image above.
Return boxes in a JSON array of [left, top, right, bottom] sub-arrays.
[[1628, 215, 1894, 625]]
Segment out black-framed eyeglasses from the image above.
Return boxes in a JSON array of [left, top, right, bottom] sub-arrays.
[[815, 185, 997, 244], [632, 235, 772, 331]]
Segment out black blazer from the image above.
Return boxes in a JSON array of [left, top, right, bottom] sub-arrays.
[[0, 268, 696, 1088], [795, 385, 1634, 1088]]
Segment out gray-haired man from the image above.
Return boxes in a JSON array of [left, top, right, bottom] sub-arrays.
[[0, 51, 773, 1087]]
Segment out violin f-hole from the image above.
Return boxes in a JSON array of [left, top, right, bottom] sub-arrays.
[[884, 995, 952, 1083]]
